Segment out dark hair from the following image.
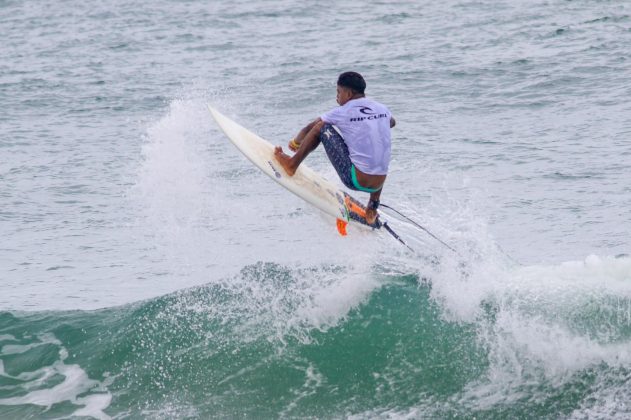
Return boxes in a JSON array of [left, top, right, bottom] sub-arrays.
[[337, 72, 366, 94]]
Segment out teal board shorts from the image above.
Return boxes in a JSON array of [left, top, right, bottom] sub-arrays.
[[319, 124, 381, 193]]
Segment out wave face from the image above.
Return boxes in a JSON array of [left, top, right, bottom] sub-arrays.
[[2, 256, 631, 418]]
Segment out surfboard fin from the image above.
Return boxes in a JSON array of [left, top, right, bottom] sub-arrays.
[[336, 218, 348, 236]]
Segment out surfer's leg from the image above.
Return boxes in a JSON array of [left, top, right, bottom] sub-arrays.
[[274, 120, 324, 176], [319, 124, 355, 190]]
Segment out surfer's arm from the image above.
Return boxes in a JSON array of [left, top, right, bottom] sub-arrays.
[[297, 118, 322, 141], [390, 117, 396, 128], [289, 118, 323, 151]]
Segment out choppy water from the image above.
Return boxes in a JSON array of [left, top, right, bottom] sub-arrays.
[[2, 0, 631, 418]]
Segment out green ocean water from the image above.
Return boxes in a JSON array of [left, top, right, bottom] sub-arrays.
[[1, 264, 479, 418], [3, 259, 631, 418]]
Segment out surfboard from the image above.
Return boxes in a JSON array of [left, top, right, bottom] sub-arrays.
[[207, 105, 380, 235]]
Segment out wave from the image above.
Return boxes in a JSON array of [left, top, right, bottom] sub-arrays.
[[2, 254, 630, 418]]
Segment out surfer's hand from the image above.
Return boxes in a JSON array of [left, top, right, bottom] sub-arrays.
[[288, 138, 300, 152]]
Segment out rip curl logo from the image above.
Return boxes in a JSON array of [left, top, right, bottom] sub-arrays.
[[267, 161, 281, 178], [351, 105, 387, 122], [324, 128, 333, 139], [358, 106, 375, 115], [350, 114, 388, 122]]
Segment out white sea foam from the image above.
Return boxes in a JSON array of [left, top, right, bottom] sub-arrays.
[[385, 191, 631, 412], [0, 332, 61, 356], [570, 369, 631, 419], [0, 333, 113, 420], [440, 254, 631, 410]]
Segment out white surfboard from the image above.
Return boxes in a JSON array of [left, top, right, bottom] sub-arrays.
[[208, 105, 379, 234]]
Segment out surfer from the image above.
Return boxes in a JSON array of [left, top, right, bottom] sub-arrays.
[[274, 71, 395, 225]]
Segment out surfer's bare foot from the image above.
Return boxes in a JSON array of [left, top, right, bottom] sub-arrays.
[[274, 146, 296, 176], [365, 207, 378, 225]]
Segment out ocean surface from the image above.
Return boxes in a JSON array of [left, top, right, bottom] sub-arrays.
[[2, 0, 631, 418]]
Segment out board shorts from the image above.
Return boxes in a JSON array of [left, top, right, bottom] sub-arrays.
[[319, 124, 381, 193]]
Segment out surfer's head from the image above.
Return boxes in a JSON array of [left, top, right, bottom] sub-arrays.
[[336, 72, 366, 105]]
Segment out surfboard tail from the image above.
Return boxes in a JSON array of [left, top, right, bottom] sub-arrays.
[[343, 194, 381, 229]]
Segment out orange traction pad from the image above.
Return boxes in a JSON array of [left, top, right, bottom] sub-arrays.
[[344, 196, 366, 219]]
